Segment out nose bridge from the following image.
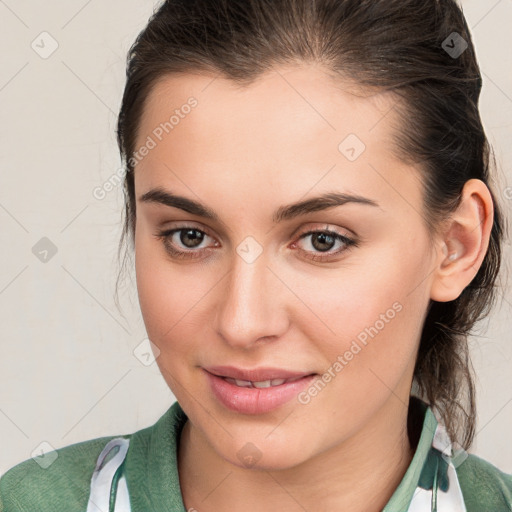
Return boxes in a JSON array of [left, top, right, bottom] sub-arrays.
[[215, 246, 287, 348]]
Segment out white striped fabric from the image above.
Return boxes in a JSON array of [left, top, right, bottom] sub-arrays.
[[86, 438, 131, 512]]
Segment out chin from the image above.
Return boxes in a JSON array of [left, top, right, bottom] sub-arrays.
[[219, 440, 310, 472]]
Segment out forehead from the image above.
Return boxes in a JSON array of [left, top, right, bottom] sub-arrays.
[[133, 64, 422, 219], [137, 64, 399, 149]]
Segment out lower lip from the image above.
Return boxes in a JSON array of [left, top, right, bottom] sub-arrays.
[[204, 370, 317, 415]]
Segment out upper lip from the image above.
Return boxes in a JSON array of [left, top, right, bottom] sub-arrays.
[[204, 365, 315, 382]]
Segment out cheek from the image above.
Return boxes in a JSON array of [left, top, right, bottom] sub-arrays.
[[287, 260, 429, 429], [295, 234, 432, 374], [135, 227, 185, 342], [134, 227, 216, 369]]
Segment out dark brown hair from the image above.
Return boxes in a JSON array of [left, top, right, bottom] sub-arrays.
[[115, 0, 505, 450]]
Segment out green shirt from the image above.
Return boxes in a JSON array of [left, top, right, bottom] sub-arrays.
[[1, 397, 511, 511]]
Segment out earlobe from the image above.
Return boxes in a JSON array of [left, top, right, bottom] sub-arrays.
[[430, 179, 494, 302]]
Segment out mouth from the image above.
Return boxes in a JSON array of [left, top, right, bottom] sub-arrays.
[[203, 367, 319, 414], [204, 365, 316, 385]]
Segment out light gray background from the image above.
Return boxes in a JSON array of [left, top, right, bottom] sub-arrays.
[[1, 0, 511, 476]]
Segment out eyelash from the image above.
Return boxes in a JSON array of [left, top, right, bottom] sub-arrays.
[[154, 225, 358, 262]]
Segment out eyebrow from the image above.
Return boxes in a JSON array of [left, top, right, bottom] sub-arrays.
[[138, 187, 380, 224]]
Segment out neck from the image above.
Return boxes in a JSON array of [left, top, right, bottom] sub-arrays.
[[178, 396, 420, 512]]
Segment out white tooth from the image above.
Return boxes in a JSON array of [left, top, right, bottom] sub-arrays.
[[234, 379, 253, 387], [252, 380, 272, 388], [228, 378, 293, 388]]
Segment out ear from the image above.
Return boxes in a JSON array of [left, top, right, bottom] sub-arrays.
[[430, 179, 494, 303]]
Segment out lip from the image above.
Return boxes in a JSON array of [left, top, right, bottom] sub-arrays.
[[203, 368, 318, 415], [204, 365, 314, 382]]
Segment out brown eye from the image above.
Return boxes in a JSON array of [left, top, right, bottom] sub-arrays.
[[294, 229, 358, 262], [154, 226, 216, 260]]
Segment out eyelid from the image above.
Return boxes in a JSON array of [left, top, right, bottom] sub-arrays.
[[293, 223, 355, 239], [158, 220, 216, 238]]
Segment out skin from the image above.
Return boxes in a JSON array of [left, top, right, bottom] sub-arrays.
[[132, 63, 493, 512]]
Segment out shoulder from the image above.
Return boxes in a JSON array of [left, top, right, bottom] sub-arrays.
[[0, 434, 128, 512], [456, 452, 512, 511]]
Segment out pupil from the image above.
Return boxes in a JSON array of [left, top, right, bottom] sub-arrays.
[[312, 233, 334, 252], [181, 229, 203, 248]]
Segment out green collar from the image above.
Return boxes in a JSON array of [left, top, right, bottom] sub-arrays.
[[123, 400, 188, 511], [383, 398, 439, 511]]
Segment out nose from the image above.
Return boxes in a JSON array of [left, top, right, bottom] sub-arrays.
[[214, 249, 289, 350]]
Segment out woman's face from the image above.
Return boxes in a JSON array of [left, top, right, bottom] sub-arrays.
[[133, 64, 439, 469]]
